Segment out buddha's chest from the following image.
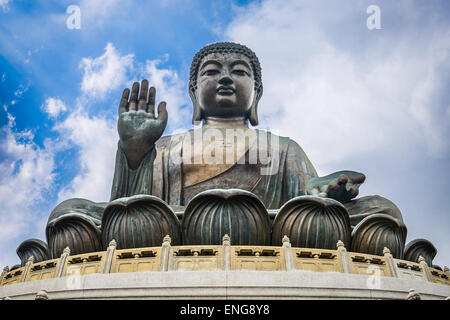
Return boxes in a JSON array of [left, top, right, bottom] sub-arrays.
[[182, 136, 256, 187], [182, 162, 262, 205]]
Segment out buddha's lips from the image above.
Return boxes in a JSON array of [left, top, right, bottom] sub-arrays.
[[217, 86, 235, 95]]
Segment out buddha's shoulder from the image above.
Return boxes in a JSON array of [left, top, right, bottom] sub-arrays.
[[253, 128, 301, 146], [155, 131, 190, 151]]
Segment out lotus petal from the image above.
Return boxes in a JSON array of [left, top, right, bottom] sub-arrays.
[[272, 196, 351, 249], [102, 194, 181, 249], [182, 189, 270, 245]]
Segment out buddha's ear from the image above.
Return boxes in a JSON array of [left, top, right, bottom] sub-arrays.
[[189, 87, 202, 125], [249, 86, 263, 126]]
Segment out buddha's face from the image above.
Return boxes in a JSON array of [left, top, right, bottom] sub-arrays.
[[195, 52, 256, 120]]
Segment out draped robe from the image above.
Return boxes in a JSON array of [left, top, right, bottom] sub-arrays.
[[110, 128, 318, 209]]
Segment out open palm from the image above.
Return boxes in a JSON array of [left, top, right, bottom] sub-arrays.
[[117, 80, 168, 169]]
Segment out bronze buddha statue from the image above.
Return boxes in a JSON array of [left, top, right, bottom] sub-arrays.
[[38, 42, 429, 262], [111, 42, 369, 209]]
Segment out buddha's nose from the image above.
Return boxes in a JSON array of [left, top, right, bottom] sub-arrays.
[[218, 72, 233, 85]]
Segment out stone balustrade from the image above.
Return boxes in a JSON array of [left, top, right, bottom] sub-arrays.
[[1, 236, 449, 288]]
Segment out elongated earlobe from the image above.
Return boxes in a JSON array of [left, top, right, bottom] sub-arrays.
[[249, 87, 263, 126], [249, 105, 258, 126], [189, 88, 202, 124]]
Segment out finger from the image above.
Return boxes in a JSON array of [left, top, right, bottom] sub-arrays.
[[353, 173, 366, 184], [337, 175, 348, 185], [157, 101, 168, 124], [349, 187, 359, 198], [138, 80, 148, 111], [129, 82, 139, 111], [118, 88, 130, 115], [147, 86, 156, 116]]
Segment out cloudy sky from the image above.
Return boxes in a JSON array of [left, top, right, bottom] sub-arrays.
[[0, 0, 449, 269]]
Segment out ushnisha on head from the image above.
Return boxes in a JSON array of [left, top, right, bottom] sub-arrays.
[[189, 42, 263, 126]]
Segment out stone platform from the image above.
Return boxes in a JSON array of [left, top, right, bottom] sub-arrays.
[[1, 270, 449, 300], [1, 238, 449, 300]]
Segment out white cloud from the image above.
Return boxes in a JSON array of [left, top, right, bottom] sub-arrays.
[[42, 97, 67, 118], [54, 108, 118, 203], [224, 0, 450, 170], [78, 0, 121, 27], [14, 85, 28, 97], [0, 0, 11, 12], [0, 109, 56, 266], [80, 42, 134, 99], [0, 43, 137, 266], [142, 58, 190, 131]]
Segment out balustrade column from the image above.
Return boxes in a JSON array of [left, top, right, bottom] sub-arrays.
[[418, 256, 433, 282], [21, 256, 34, 282], [337, 240, 351, 274], [383, 247, 399, 278], [56, 247, 70, 278], [160, 235, 171, 271], [102, 240, 117, 274], [282, 236, 294, 271], [222, 234, 231, 271]]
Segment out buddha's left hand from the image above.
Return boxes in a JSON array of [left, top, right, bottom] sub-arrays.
[[306, 170, 366, 204]]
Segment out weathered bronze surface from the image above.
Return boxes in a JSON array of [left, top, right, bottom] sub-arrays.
[[344, 195, 404, 228], [272, 196, 351, 249], [45, 198, 104, 258], [16, 239, 49, 266], [102, 195, 181, 249], [182, 189, 271, 245], [351, 214, 407, 258], [404, 239, 437, 267]]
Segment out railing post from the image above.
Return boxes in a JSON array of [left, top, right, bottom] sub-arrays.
[[222, 234, 231, 271], [337, 240, 351, 274], [35, 290, 49, 300], [56, 247, 70, 278], [1, 266, 9, 285], [418, 255, 433, 282], [21, 256, 34, 282], [406, 288, 421, 300], [160, 235, 171, 271], [282, 236, 294, 271], [102, 239, 117, 274], [383, 247, 399, 278]]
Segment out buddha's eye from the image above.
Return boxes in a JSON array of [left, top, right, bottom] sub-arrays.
[[232, 69, 249, 76], [201, 69, 220, 76]]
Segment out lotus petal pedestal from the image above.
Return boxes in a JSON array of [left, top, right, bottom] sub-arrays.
[[102, 195, 181, 249], [271, 196, 351, 249], [182, 189, 271, 245], [351, 213, 407, 258], [16, 239, 49, 266], [404, 239, 437, 267], [46, 198, 104, 258]]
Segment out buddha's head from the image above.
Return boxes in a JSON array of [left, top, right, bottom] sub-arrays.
[[189, 42, 263, 126]]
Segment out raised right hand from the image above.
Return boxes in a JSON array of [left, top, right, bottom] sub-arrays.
[[117, 79, 168, 170]]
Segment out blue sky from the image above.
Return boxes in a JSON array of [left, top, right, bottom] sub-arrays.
[[0, 0, 449, 269]]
